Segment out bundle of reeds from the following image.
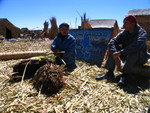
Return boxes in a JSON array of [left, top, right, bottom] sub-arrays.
[[42, 21, 49, 38], [33, 63, 64, 95], [80, 13, 92, 29], [49, 17, 58, 39], [11, 58, 55, 80]]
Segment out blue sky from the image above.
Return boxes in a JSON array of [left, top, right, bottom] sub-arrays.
[[0, 0, 150, 30]]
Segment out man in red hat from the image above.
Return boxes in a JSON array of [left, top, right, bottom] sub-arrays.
[[95, 15, 149, 86]]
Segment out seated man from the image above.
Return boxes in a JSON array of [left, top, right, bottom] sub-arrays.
[[50, 23, 76, 72], [95, 15, 149, 86]]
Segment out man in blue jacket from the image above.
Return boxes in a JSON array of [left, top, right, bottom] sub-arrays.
[[51, 23, 76, 72], [95, 15, 149, 86]]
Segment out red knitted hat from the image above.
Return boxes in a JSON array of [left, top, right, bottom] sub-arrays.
[[123, 15, 137, 24]]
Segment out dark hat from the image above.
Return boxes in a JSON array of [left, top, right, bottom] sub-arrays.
[[123, 15, 137, 24]]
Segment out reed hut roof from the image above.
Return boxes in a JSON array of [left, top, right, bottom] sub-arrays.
[[0, 18, 20, 38], [88, 19, 118, 28], [128, 9, 150, 16], [0, 18, 20, 29]]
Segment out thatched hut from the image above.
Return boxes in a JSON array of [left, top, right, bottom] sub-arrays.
[[128, 9, 150, 40], [0, 18, 20, 39], [79, 13, 120, 38], [88, 19, 120, 38], [21, 28, 29, 34]]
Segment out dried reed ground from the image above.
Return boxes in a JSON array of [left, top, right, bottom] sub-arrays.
[[0, 40, 150, 113]]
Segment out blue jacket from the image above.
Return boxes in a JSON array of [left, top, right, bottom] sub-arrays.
[[108, 24, 148, 56], [51, 33, 76, 67]]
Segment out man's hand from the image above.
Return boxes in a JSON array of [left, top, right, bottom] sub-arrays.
[[53, 50, 65, 57], [113, 52, 121, 60], [113, 52, 122, 71], [53, 50, 60, 56]]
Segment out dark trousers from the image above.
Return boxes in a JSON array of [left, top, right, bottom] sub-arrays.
[[104, 51, 148, 74], [55, 56, 76, 72]]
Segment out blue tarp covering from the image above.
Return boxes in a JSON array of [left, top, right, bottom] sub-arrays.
[[70, 28, 112, 66]]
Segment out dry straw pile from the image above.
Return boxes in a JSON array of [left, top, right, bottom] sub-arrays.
[[0, 41, 150, 113]]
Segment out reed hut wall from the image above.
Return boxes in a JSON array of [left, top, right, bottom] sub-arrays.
[[111, 21, 120, 38], [135, 15, 150, 40]]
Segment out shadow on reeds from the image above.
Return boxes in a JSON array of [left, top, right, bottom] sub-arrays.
[[117, 75, 150, 94]]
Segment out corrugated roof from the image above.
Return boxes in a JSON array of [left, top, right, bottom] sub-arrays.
[[128, 9, 150, 15], [88, 19, 117, 28]]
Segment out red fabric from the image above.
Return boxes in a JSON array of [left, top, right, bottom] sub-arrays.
[[123, 15, 137, 24]]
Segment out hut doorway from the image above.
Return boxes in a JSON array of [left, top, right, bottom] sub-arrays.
[[6, 28, 12, 39]]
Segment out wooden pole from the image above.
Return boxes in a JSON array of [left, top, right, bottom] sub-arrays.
[[0, 51, 48, 60]]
